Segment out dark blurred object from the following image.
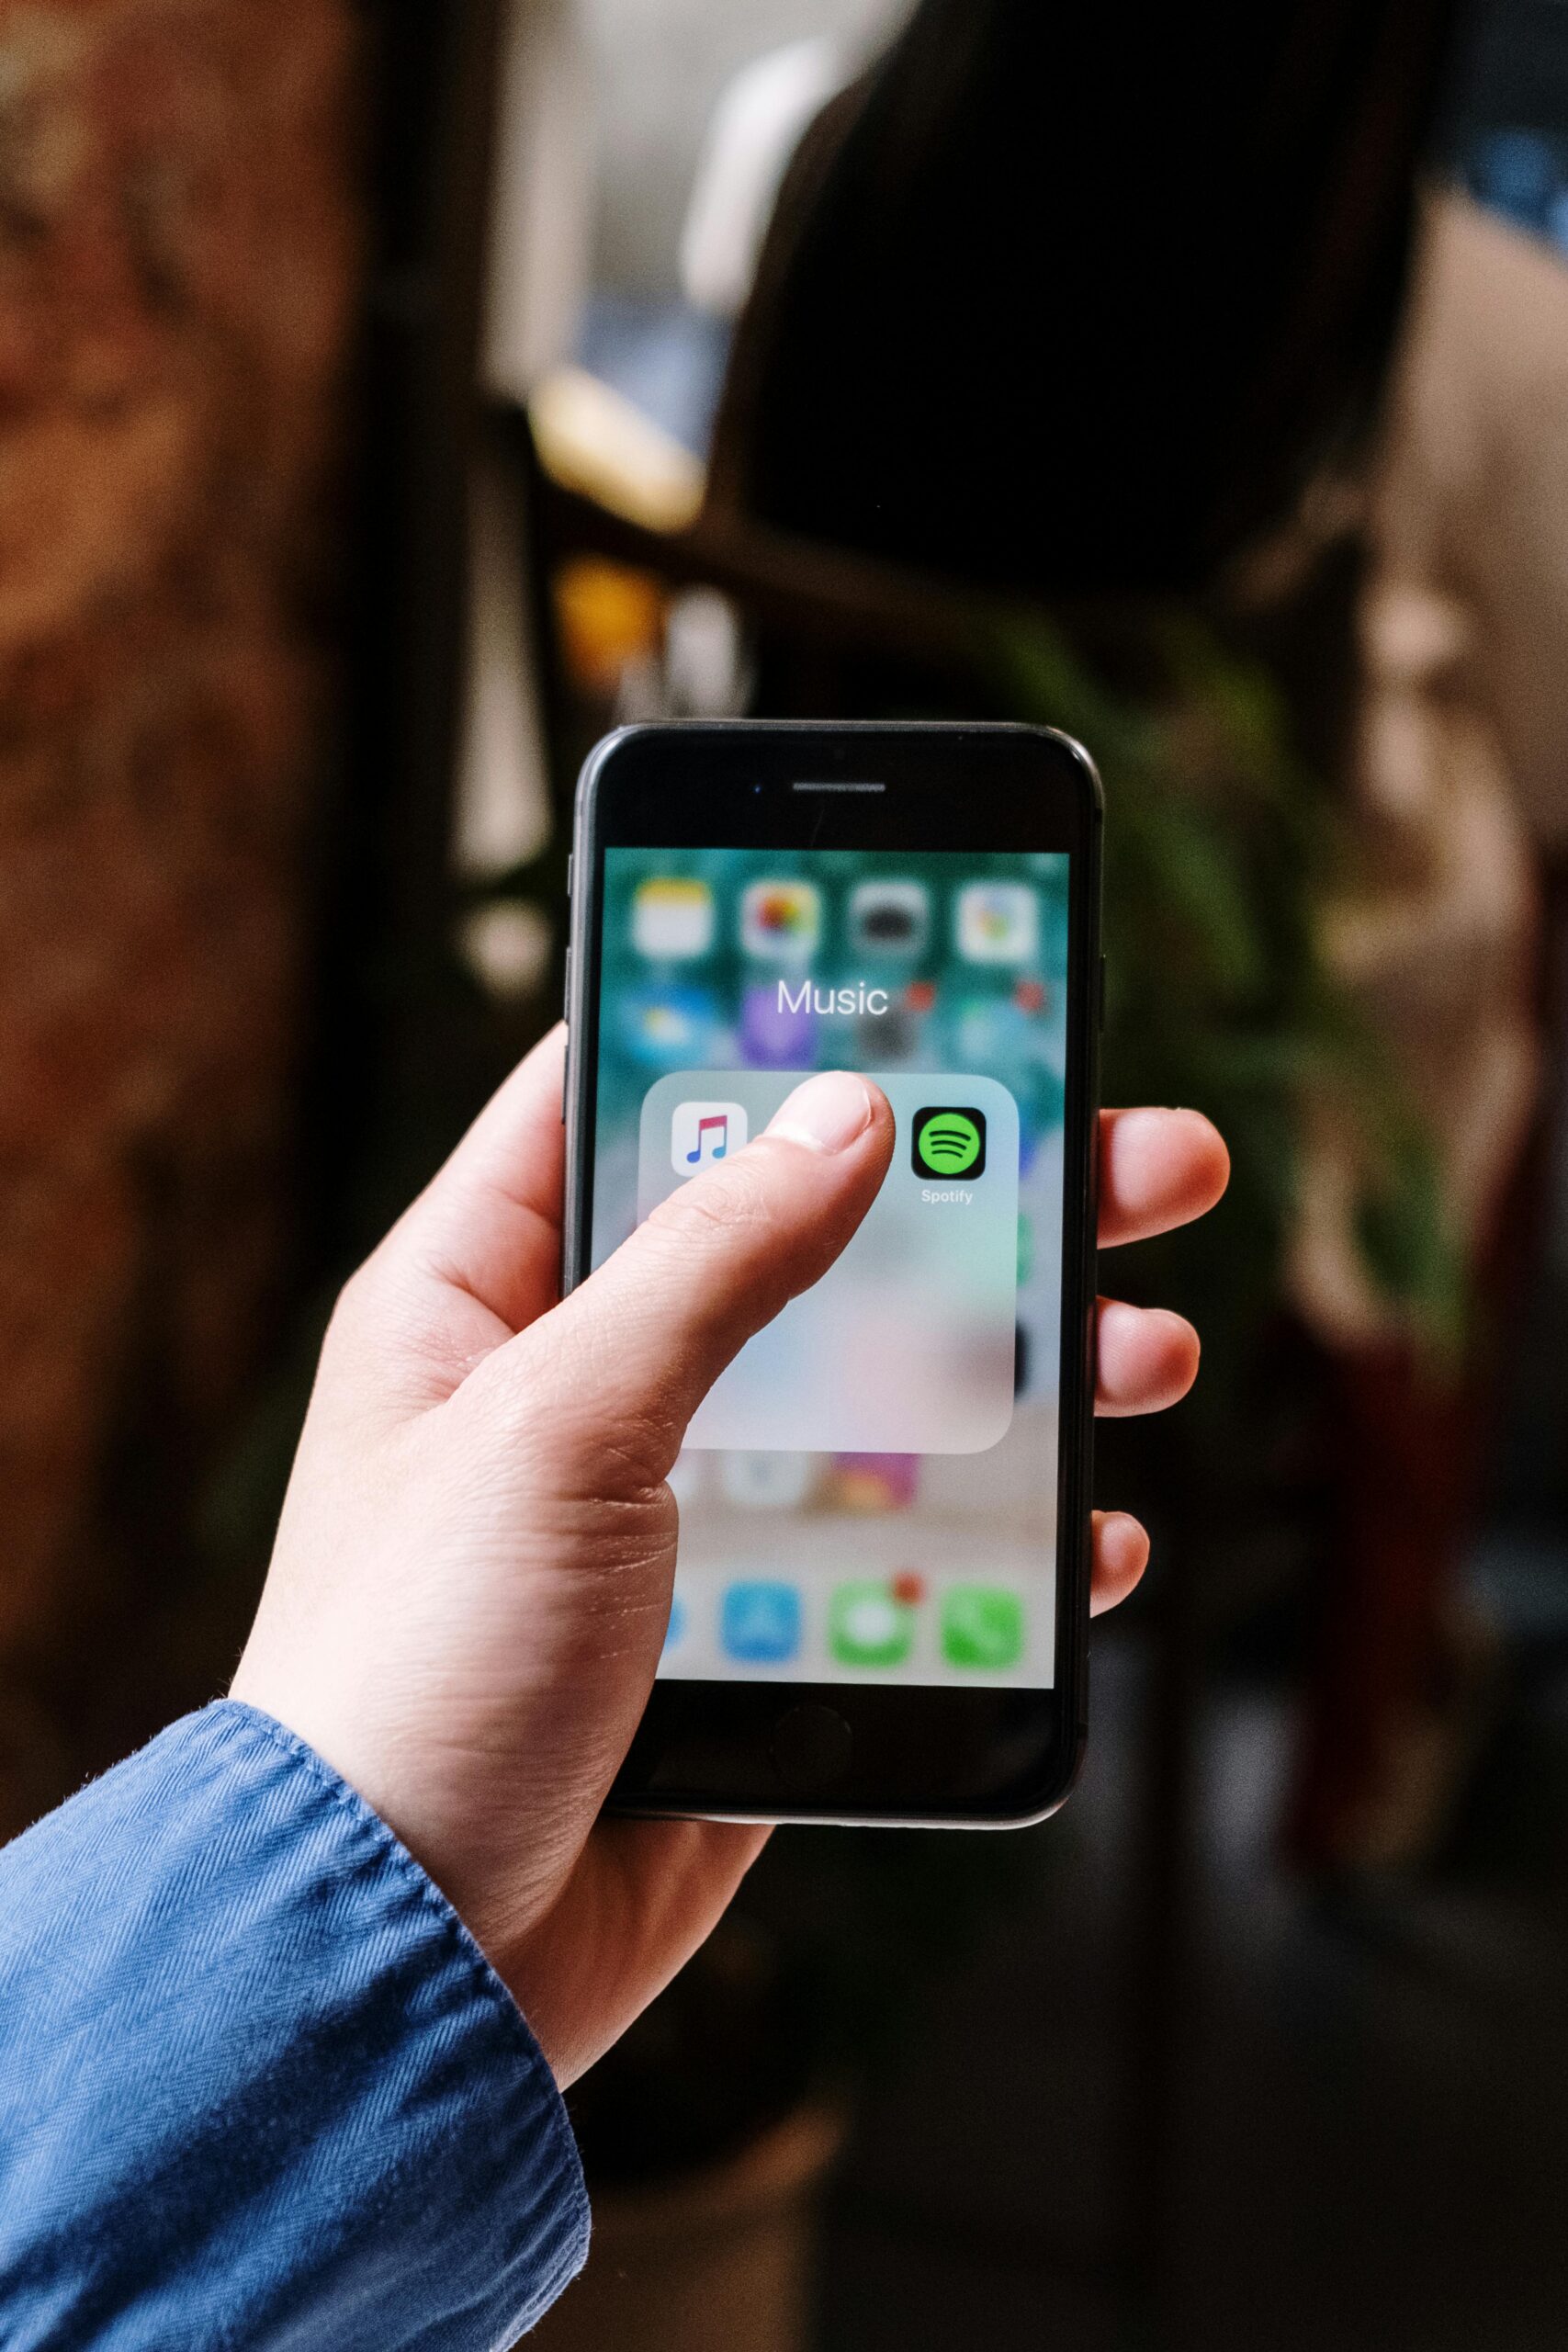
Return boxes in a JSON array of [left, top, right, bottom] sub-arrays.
[[538, 1820, 1048, 2350], [536, 1917, 840, 2352], [536, 1920, 835, 2352], [315, 0, 521, 1250], [0, 0, 360, 1823], [568, 1918, 816, 2188], [715, 0, 1457, 597]]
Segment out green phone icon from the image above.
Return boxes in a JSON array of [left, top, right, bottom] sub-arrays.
[[941, 1586, 1024, 1669], [912, 1105, 987, 1180]]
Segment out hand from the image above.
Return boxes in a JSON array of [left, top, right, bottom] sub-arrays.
[[232, 1029, 1227, 2085]]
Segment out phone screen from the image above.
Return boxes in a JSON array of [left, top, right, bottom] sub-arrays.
[[587, 844, 1072, 1691]]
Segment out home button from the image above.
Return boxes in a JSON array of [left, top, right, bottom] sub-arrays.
[[771, 1702, 853, 1792]]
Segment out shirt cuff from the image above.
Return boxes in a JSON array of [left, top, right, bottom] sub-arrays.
[[0, 1698, 590, 2351]]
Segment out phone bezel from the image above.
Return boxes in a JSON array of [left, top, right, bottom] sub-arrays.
[[564, 721, 1101, 1826]]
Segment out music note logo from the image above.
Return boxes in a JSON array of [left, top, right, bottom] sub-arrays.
[[687, 1114, 728, 1164], [671, 1099, 749, 1180]]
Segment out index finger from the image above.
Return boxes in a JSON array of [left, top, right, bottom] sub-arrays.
[[1098, 1108, 1229, 1250], [333, 1025, 570, 1411]]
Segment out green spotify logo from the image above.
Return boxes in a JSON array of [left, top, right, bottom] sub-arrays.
[[911, 1105, 987, 1181]]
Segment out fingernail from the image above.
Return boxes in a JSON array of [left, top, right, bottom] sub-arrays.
[[765, 1070, 874, 1155]]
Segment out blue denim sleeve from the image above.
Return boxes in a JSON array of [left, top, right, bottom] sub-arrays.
[[0, 1700, 590, 2350]]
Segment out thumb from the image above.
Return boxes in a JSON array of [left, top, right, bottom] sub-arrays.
[[473, 1070, 894, 1476]]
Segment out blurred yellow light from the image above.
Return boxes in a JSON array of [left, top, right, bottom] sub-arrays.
[[530, 365, 705, 534], [553, 557, 665, 695]]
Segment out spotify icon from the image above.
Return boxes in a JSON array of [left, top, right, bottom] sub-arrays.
[[911, 1105, 987, 1181]]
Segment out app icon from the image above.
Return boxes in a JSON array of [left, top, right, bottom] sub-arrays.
[[941, 1586, 1024, 1669], [828, 1453, 919, 1512], [855, 1009, 910, 1065], [957, 882, 1039, 966], [911, 1105, 987, 1180], [632, 876, 714, 960], [952, 992, 1033, 1069], [722, 1581, 802, 1665], [848, 879, 929, 958], [740, 979, 817, 1065], [720, 1452, 816, 1510], [741, 879, 821, 961], [662, 1595, 688, 1656], [829, 1580, 915, 1668], [671, 1098, 748, 1177], [620, 986, 722, 1067]]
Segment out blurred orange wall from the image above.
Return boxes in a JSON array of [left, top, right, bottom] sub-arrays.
[[0, 0, 361, 1825]]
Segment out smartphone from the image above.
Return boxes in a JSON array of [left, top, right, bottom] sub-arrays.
[[562, 721, 1101, 1826]]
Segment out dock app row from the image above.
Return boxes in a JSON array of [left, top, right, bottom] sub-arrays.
[[664, 1578, 1026, 1671]]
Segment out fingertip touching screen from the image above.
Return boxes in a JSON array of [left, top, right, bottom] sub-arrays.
[[589, 846, 1071, 1690]]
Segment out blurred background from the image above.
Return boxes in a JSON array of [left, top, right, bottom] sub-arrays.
[[2, 0, 1566, 2345]]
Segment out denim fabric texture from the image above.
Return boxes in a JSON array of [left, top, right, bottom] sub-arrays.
[[0, 1701, 590, 2349]]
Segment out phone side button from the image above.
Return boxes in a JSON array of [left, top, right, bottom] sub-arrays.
[[770, 1702, 852, 1792]]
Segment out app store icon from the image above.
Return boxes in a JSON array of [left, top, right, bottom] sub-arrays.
[[721, 1581, 801, 1665]]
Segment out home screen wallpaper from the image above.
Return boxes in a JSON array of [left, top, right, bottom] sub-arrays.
[[590, 845, 1071, 1690]]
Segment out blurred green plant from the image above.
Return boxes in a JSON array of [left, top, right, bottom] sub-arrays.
[[992, 610, 1463, 1395]]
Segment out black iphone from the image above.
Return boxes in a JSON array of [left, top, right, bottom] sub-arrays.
[[562, 721, 1101, 1826]]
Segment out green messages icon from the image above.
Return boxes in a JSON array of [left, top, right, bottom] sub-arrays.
[[912, 1106, 987, 1180], [829, 1581, 915, 1668]]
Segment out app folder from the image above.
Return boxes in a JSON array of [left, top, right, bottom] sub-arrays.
[[637, 1070, 1020, 1454]]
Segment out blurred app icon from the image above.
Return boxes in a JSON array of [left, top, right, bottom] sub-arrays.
[[662, 1595, 688, 1657], [740, 980, 816, 1065], [741, 879, 821, 961], [957, 882, 1039, 965], [720, 1452, 816, 1510], [671, 1099, 747, 1177], [632, 875, 714, 959], [941, 1585, 1024, 1669], [905, 979, 937, 1012], [1013, 978, 1049, 1014], [620, 986, 722, 1066], [952, 992, 1033, 1069], [721, 1581, 802, 1664], [828, 1453, 919, 1511], [829, 1579, 915, 1668], [848, 879, 929, 957], [855, 1004, 919, 1065]]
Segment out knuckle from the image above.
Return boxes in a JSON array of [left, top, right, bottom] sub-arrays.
[[322, 1260, 378, 1354], [504, 1325, 683, 1495]]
